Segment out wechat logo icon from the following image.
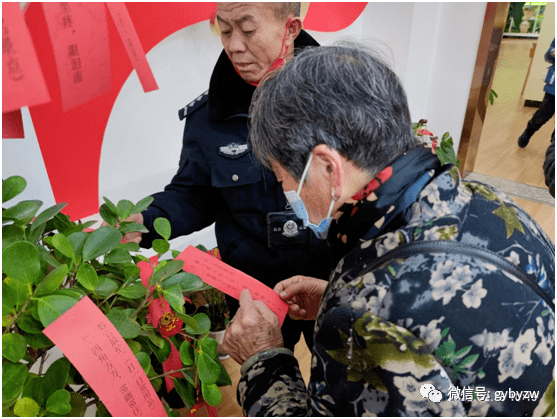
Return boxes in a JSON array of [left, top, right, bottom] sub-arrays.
[[420, 384, 443, 403]]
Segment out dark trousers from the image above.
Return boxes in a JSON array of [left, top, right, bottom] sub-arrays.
[[524, 92, 555, 137]]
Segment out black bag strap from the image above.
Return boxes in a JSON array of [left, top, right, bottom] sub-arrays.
[[344, 240, 554, 313]]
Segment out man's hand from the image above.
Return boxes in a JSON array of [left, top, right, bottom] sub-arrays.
[[274, 276, 327, 321], [221, 289, 283, 365], [100, 212, 144, 244]]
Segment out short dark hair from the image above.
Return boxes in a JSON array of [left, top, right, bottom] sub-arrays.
[[249, 41, 417, 180], [270, 3, 301, 22]]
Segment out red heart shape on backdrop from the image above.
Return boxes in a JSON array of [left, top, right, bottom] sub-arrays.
[[24, 2, 367, 220]]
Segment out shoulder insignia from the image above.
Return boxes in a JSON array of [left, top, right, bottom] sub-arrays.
[[178, 90, 208, 121], [218, 143, 249, 158]]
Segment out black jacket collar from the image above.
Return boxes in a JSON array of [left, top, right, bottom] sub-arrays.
[[207, 30, 320, 122]]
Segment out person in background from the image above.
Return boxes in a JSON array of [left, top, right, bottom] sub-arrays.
[[107, 1, 329, 405], [518, 38, 555, 148], [221, 42, 555, 416], [543, 131, 555, 197]]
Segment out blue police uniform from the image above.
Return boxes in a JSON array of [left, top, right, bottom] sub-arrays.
[[141, 31, 329, 351]]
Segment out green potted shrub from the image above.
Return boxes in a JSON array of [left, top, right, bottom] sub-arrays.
[[2, 175, 231, 417]]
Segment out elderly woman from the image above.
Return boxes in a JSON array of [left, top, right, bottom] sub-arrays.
[[221, 42, 555, 416]]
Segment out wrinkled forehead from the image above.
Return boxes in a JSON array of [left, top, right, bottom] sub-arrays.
[[216, 2, 274, 24]]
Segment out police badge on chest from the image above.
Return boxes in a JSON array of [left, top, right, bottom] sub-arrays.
[[267, 211, 310, 249]]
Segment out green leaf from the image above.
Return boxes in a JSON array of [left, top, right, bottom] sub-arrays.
[[17, 315, 43, 334], [21, 374, 44, 406], [149, 260, 184, 287], [179, 340, 194, 366], [154, 218, 171, 240], [214, 357, 232, 387], [2, 282, 17, 316], [119, 242, 140, 253], [459, 353, 479, 368], [197, 352, 220, 384], [99, 204, 118, 227], [66, 232, 88, 263], [132, 196, 154, 214], [102, 196, 118, 214], [2, 362, 28, 403], [35, 265, 68, 297], [117, 283, 146, 300], [25, 333, 53, 349], [174, 312, 198, 332], [37, 295, 79, 327], [107, 308, 141, 339], [201, 382, 222, 407], [185, 313, 210, 335], [36, 245, 61, 270], [103, 248, 132, 265], [200, 336, 218, 360], [147, 336, 171, 363], [4, 277, 30, 308], [82, 226, 122, 262], [94, 277, 119, 297], [142, 328, 165, 349], [161, 272, 204, 293], [43, 358, 71, 402], [2, 334, 27, 362], [50, 234, 75, 261], [26, 223, 45, 245], [30, 203, 67, 232], [173, 378, 195, 410], [76, 263, 98, 291], [116, 200, 134, 221], [119, 222, 149, 234], [2, 176, 26, 203], [3, 242, 40, 284], [46, 389, 71, 415], [2, 225, 25, 251], [2, 200, 42, 224], [67, 392, 86, 417], [162, 284, 185, 314], [152, 239, 170, 255], [440, 327, 450, 340], [195, 244, 208, 252], [13, 397, 40, 417], [127, 340, 143, 354], [442, 132, 451, 142], [135, 352, 151, 374]]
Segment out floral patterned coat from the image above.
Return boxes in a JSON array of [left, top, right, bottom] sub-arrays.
[[237, 165, 555, 417]]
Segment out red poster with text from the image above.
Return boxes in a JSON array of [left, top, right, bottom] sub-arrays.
[[42, 2, 111, 111], [2, 2, 50, 113], [43, 297, 167, 417], [106, 2, 158, 93]]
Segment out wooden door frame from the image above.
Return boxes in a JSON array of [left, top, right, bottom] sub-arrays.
[[457, 2, 510, 176]]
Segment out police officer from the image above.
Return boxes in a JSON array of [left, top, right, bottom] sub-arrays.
[[121, 3, 330, 352]]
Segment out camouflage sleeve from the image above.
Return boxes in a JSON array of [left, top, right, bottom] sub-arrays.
[[238, 348, 309, 416]]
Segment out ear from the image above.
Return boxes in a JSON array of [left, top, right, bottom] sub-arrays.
[[285, 17, 302, 48], [312, 144, 344, 198]]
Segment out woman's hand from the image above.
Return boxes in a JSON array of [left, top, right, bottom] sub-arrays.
[[221, 289, 283, 365], [274, 276, 328, 320]]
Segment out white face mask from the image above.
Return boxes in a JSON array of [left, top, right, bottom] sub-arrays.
[[283, 153, 336, 240]]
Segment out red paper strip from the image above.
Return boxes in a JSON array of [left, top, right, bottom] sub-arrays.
[[162, 339, 183, 392], [106, 2, 158, 93], [176, 246, 288, 325], [41, 3, 111, 111], [2, 110, 25, 139], [2, 2, 50, 113], [43, 297, 167, 417]]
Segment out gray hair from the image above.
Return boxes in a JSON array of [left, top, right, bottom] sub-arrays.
[[249, 41, 417, 180], [270, 3, 301, 22]]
